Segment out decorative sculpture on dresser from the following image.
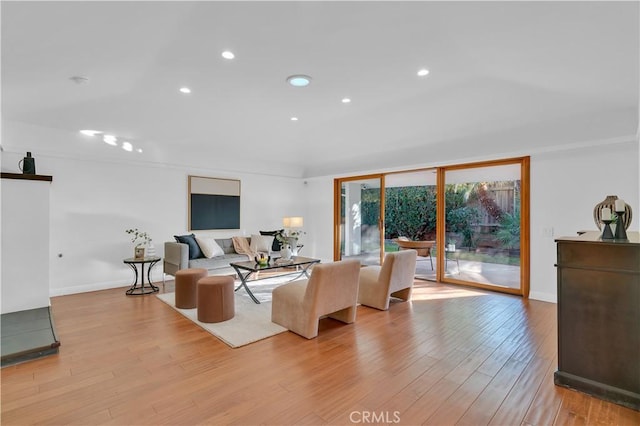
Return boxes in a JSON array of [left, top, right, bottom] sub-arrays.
[[593, 195, 633, 231]]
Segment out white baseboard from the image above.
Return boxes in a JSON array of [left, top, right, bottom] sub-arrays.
[[529, 291, 557, 304], [50, 265, 166, 297], [50, 279, 132, 297]]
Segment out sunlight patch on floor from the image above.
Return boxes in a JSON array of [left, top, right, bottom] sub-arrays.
[[411, 284, 489, 300]]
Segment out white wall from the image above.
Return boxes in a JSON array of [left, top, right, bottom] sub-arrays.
[[1, 178, 51, 313], [302, 177, 336, 264], [529, 140, 639, 301], [1, 152, 304, 296], [304, 139, 639, 303], [1, 139, 637, 301]]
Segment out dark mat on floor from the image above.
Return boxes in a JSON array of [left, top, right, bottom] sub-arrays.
[[1, 307, 60, 367]]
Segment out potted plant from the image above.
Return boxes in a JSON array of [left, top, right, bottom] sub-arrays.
[[126, 228, 152, 258]]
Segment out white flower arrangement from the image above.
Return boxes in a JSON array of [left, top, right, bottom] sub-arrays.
[[276, 229, 305, 246]]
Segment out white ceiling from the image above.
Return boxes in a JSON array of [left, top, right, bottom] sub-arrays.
[[2, 1, 638, 178]]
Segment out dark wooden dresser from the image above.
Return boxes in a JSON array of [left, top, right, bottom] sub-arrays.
[[555, 231, 639, 410]]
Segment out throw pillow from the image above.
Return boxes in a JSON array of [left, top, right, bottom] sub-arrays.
[[174, 234, 204, 259], [195, 236, 225, 259], [260, 229, 284, 252], [250, 234, 274, 253]]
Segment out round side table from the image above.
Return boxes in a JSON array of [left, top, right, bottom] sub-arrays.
[[123, 256, 161, 295]]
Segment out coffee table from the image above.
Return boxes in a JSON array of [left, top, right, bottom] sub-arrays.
[[230, 256, 320, 303]]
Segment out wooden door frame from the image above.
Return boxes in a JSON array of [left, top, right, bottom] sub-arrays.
[[334, 157, 530, 298], [437, 157, 530, 297]]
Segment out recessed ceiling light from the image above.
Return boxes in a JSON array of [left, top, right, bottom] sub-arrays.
[[290, 117, 299, 121], [342, 98, 351, 103], [222, 51, 235, 60], [122, 142, 133, 152], [103, 135, 117, 146], [286, 75, 311, 87], [417, 68, 430, 77], [137, 148, 143, 153], [179, 87, 191, 94], [80, 129, 101, 137], [70, 76, 89, 85]]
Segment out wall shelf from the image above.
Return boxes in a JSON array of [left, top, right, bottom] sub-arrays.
[[1, 172, 53, 182]]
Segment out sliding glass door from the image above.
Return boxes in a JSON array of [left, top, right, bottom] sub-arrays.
[[438, 158, 529, 296], [335, 158, 529, 297], [334, 175, 383, 266], [384, 169, 438, 280]]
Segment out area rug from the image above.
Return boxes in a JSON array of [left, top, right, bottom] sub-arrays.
[[156, 292, 287, 348]]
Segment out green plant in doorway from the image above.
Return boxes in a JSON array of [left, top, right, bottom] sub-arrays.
[[496, 209, 520, 251]]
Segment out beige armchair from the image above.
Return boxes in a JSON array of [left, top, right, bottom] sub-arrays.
[[271, 259, 361, 339], [357, 250, 418, 310]]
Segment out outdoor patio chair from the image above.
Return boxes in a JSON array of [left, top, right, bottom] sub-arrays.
[[271, 259, 361, 339], [393, 237, 434, 270], [357, 249, 418, 310]]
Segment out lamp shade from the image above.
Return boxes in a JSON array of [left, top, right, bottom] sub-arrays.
[[283, 216, 304, 228]]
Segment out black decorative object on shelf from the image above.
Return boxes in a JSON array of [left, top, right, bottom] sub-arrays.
[[19, 152, 36, 174]]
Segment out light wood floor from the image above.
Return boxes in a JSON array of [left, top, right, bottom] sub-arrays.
[[2, 280, 639, 425]]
